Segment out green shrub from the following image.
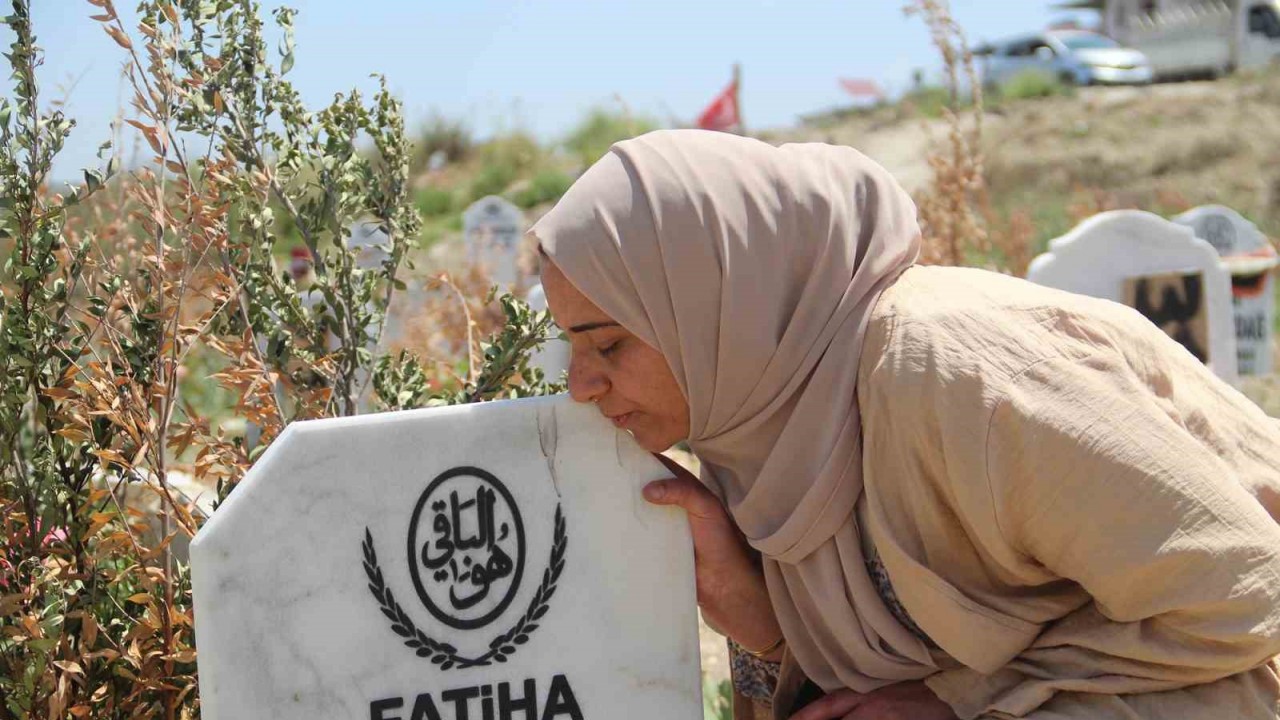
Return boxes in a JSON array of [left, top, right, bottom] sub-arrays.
[[899, 85, 953, 118], [513, 169, 574, 209], [565, 107, 658, 166], [411, 114, 473, 171], [998, 70, 1073, 101], [470, 162, 519, 201], [702, 678, 732, 720], [479, 131, 542, 176], [416, 186, 455, 217], [0, 3, 563, 718]]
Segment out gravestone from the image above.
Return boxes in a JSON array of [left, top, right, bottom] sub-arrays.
[[348, 219, 393, 271], [1027, 210, 1238, 382], [1173, 205, 1278, 376], [191, 396, 701, 720], [524, 284, 570, 383], [464, 197, 525, 291]]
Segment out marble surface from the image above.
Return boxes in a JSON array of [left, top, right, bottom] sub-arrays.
[[524, 283, 570, 383], [1028, 209, 1238, 383], [191, 395, 700, 720]]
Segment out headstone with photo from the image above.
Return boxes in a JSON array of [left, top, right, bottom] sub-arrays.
[[1027, 210, 1238, 382], [464, 196, 525, 291], [1173, 205, 1278, 376], [191, 395, 701, 720]]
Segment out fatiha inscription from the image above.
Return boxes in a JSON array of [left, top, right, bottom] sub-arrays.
[[371, 675, 584, 720]]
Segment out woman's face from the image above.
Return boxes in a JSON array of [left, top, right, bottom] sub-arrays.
[[540, 259, 690, 453]]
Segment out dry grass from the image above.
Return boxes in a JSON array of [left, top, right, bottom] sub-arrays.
[[902, 0, 1032, 275]]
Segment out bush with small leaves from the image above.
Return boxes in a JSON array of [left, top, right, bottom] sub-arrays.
[[0, 2, 560, 718]]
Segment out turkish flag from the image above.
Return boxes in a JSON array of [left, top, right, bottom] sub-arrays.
[[696, 80, 740, 133]]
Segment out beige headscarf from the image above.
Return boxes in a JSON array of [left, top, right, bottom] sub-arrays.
[[531, 129, 932, 691]]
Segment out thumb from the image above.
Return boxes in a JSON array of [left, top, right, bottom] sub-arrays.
[[643, 476, 724, 520]]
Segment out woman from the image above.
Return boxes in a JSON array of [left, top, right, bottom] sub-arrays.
[[532, 129, 1280, 720]]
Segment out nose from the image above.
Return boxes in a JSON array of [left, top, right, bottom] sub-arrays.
[[567, 353, 608, 405]]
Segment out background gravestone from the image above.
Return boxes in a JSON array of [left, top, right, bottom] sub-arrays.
[[1027, 209, 1238, 383], [1174, 205, 1278, 376], [464, 196, 525, 291], [191, 396, 701, 720]]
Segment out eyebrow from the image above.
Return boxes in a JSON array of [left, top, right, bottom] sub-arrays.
[[567, 321, 622, 333]]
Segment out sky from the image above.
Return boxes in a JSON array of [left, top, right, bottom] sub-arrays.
[[19, 1, 1092, 181]]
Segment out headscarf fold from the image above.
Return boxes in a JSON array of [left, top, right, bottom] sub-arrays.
[[531, 129, 932, 691]]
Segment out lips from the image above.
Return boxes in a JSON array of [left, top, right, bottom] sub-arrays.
[[607, 412, 634, 429]]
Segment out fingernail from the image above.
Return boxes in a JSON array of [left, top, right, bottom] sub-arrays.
[[642, 482, 665, 502]]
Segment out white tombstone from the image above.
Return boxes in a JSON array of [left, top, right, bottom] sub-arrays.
[[1174, 205, 1278, 376], [191, 396, 700, 720], [464, 197, 525, 292], [524, 284, 571, 384], [348, 220, 393, 271], [1027, 210, 1238, 383]]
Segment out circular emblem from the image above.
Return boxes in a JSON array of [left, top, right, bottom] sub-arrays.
[[407, 467, 526, 630]]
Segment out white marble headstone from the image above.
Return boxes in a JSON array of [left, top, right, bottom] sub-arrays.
[[1174, 205, 1278, 376], [191, 396, 700, 720], [524, 283, 570, 384], [1027, 210, 1238, 382], [464, 197, 525, 291], [348, 220, 393, 271]]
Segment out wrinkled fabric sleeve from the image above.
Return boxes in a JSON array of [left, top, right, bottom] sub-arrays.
[[925, 354, 1280, 719]]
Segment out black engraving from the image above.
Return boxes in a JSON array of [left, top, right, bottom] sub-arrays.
[[500, 680, 538, 720], [408, 467, 526, 630], [442, 687, 479, 720], [410, 694, 443, 720], [363, 504, 567, 670], [371, 697, 404, 720], [541, 675, 584, 720]]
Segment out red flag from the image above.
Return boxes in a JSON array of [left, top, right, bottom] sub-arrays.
[[839, 77, 884, 102], [696, 79, 741, 133]]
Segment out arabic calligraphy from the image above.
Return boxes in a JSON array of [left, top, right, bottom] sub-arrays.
[[421, 486, 516, 610], [408, 467, 526, 630]]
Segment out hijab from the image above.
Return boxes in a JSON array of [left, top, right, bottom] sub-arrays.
[[531, 129, 933, 690]]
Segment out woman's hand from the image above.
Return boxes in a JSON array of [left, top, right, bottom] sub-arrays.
[[644, 454, 785, 661], [788, 682, 957, 720]]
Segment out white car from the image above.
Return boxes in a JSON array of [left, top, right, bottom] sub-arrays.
[[979, 30, 1155, 87]]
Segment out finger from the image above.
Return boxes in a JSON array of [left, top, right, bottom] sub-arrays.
[[789, 689, 867, 720], [642, 477, 724, 519]]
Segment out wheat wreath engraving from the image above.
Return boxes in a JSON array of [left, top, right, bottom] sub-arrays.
[[362, 466, 567, 670]]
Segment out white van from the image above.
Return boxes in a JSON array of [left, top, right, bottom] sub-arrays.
[[1097, 0, 1280, 78]]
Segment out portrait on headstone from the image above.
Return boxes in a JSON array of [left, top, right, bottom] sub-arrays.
[[1122, 271, 1210, 364]]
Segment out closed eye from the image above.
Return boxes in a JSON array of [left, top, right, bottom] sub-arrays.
[[599, 340, 621, 357]]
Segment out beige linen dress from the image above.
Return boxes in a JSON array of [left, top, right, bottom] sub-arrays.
[[773, 264, 1280, 719]]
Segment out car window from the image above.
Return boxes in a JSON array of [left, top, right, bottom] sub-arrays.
[[1004, 41, 1033, 57], [1055, 33, 1121, 50], [1248, 5, 1280, 38]]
